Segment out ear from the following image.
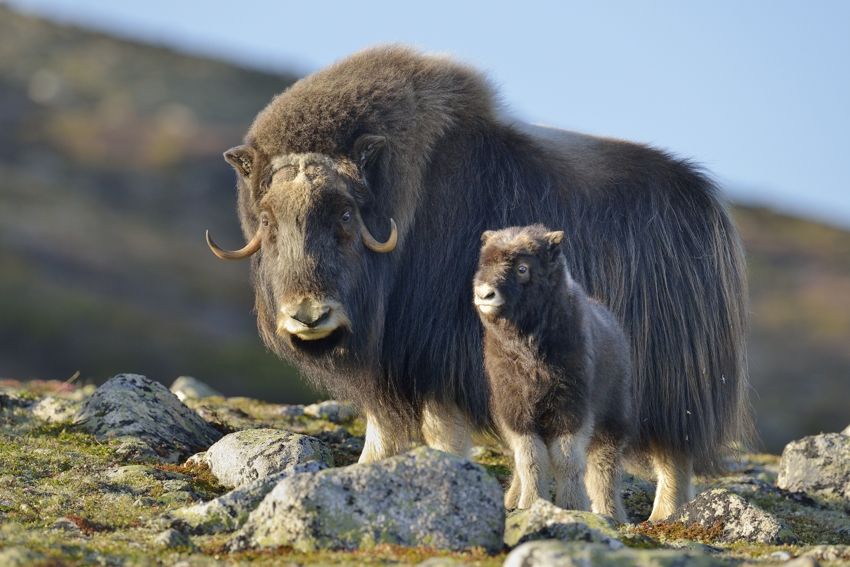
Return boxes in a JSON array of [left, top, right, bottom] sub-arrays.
[[545, 231, 564, 257], [353, 134, 387, 170], [481, 230, 496, 244], [224, 145, 256, 178]]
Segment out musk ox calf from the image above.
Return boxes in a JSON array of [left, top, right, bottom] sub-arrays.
[[474, 225, 632, 521], [206, 44, 749, 520]]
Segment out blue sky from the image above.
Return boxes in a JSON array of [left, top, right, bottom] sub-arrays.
[[6, 0, 850, 228]]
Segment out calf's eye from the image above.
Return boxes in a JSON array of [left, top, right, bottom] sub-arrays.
[[518, 265, 528, 274], [342, 210, 352, 223]]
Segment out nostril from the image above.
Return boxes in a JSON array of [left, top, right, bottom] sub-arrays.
[[289, 302, 331, 327], [475, 285, 495, 301]]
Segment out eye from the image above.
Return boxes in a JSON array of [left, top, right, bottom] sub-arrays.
[[517, 264, 528, 274], [341, 210, 352, 223], [261, 214, 269, 227]]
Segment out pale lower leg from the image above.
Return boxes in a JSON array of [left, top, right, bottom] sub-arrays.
[[420, 401, 473, 459], [585, 442, 627, 523], [504, 473, 522, 509], [503, 428, 551, 509], [359, 411, 413, 463], [548, 431, 591, 511], [648, 450, 694, 520]]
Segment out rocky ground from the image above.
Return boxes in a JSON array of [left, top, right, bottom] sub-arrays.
[[1, 374, 849, 566]]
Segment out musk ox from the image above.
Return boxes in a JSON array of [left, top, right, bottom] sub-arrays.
[[473, 225, 633, 521], [206, 45, 749, 520]]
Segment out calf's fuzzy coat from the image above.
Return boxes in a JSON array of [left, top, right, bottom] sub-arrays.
[[474, 225, 633, 521]]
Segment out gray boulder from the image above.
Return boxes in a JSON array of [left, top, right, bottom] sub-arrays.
[[202, 428, 334, 488], [152, 528, 194, 549], [802, 545, 849, 562], [777, 433, 850, 500], [169, 376, 223, 401], [30, 396, 80, 423], [0, 547, 46, 567], [230, 446, 504, 552], [303, 400, 356, 422], [73, 373, 222, 463], [666, 488, 797, 544], [503, 540, 726, 567], [166, 460, 329, 534], [504, 498, 623, 548]]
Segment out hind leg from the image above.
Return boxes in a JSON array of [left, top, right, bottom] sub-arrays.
[[502, 428, 551, 509], [585, 438, 627, 522], [548, 429, 592, 511], [648, 449, 694, 520], [420, 401, 473, 459]]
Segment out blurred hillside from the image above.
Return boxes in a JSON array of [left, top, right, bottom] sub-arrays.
[[0, 5, 316, 403], [734, 206, 850, 452], [1, 6, 847, 453]]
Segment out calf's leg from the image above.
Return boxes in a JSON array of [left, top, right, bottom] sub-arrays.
[[502, 428, 551, 509], [584, 438, 627, 522], [548, 429, 592, 511]]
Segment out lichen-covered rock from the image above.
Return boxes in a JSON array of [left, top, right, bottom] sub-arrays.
[[504, 498, 623, 548], [152, 528, 194, 549], [666, 488, 797, 544], [73, 373, 222, 463], [166, 461, 329, 534], [303, 400, 356, 422], [203, 428, 334, 488], [103, 465, 199, 507], [30, 396, 80, 423], [0, 392, 33, 409], [230, 446, 504, 552], [777, 433, 850, 500], [802, 545, 850, 562], [169, 376, 223, 401], [503, 540, 726, 567], [0, 547, 46, 567], [621, 473, 656, 522]]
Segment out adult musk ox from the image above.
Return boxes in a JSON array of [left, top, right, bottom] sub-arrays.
[[207, 45, 750, 520], [474, 225, 633, 521]]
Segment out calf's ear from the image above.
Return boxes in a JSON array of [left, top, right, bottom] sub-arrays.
[[224, 145, 256, 178], [481, 230, 496, 244], [545, 231, 565, 258]]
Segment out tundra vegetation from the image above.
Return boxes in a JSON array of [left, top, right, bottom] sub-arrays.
[[2, 375, 850, 566]]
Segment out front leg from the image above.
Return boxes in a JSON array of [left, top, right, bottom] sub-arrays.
[[548, 428, 592, 511], [502, 427, 551, 509], [420, 400, 473, 459], [359, 410, 414, 463]]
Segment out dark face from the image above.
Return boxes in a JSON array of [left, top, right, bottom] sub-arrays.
[[244, 152, 393, 360], [473, 226, 566, 331]]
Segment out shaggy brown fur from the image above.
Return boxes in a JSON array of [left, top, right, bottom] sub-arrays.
[[212, 44, 750, 519], [474, 225, 633, 521]]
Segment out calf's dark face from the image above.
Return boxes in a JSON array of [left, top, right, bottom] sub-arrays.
[[473, 228, 566, 331]]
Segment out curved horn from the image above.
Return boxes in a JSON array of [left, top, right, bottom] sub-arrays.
[[357, 213, 397, 253], [206, 229, 262, 260]]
